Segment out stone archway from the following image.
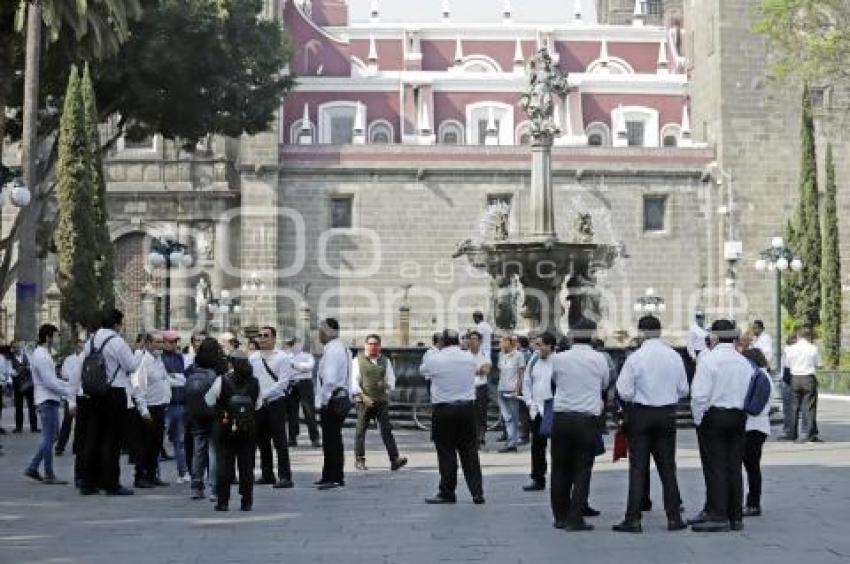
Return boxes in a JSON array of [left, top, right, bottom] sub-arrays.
[[113, 232, 161, 338]]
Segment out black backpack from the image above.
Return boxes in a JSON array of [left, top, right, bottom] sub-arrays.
[[224, 375, 256, 434], [185, 368, 218, 420], [744, 361, 772, 417], [13, 353, 34, 394], [81, 336, 118, 397]]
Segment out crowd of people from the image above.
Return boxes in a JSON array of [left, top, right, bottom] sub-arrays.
[[0, 305, 824, 531]]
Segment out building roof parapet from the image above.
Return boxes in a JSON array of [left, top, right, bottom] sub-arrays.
[[329, 23, 668, 42]]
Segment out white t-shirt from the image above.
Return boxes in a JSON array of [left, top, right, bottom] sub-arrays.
[[497, 349, 526, 393]]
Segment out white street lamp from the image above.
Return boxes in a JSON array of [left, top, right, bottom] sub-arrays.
[[755, 258, 766, 271], [10, 185, 31, 207], [776, 257, 789, 271], [148, 252, 166, 268], [791, 258, 803, 272]]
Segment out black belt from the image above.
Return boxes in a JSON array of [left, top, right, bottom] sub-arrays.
[[555, 410, 597, 418], [435, 400, 474, 407]]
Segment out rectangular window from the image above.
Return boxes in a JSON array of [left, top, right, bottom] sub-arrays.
[[625, 120, 645, 147], [487, 193, 513, 209], [122, 135, 155, 151], [643, 195, 667, 232], [810, 86, 831, 112], [330, 196, 353, 229], [330, 116, 354, 145], [478, 119, 500, 145]]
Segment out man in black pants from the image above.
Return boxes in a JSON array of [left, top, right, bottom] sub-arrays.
[[420, 329, 483, 504], [613, 316, 689, 533], [690, 319, 752, 532], [521, 333, 555, 491], [79, 309, 141, 496], [250, 327, 293, 489], [314, 319, 352, 490], [466, 331, 491, 447], [10, 342, 38, 433], [282, 337, 320, 448]]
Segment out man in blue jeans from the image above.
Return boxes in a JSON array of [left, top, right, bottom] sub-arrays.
[[497, 335, 525, 454], [161, 331, 189, 482], [25, 324, 70, 485]]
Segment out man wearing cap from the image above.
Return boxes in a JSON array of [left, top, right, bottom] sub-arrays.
[[690, 319, 752, 532], [419, 329, 484, 505], [351, 334, 408, 472], [282, 336, 320, 448]]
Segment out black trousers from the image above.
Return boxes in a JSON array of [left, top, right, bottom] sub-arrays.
[[255, 397, 291, 482], [354, 400, 399, 461], [474, 385, 489, 442], [215, 428, 256, 508], [286, 379, 320, 443], [432, 402, 483, 499], [550, 412, 597, 525], [700, 407, 746, 522], [80, 387, 128, 492], [518, 401, 531, 441], [13, 378, 38, 432], [743, 430, 767, 508], [789, 374, 819, 440], [319, 398, 348, 483], [135, 405, 166, 481], [72, 397, 91, 484], [624, 405, 682, 521], [530, 414, 548, 483], [184, 418, 194, 471], [56, 401, 74, 452]]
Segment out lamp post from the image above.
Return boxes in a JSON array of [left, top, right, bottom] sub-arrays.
[[754, 237, 803, 373], [208, 290, 241, 333], [148, 236, 193, 329], [633, 287, 666, 317]]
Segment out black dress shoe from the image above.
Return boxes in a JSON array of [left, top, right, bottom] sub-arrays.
[[134, 479, 155, 489], [355, 459, 368, 471], [497, 446, 518, 453], [809, 436, 824, 443], [106, 486, 135, 496], [151, 478, 170, 487], [742, 506, 761, 517], [564, 521, 594, 532], [691, 520, 730, 533], [214, 503, 228, 512], [256, 476, 276, 485], [240, 501, 253, 512], [583, 506, 601, 517], [273, 479, 294, 489], [80, 487, 99, 496], [287, 440, 298, 447], [687, 510, 709, 525], [522, 481, 545, 492], [311, 440, 322, 448], [316, 481, 342, 491], [640, 499, 653, 512], [424, 495, 456, 504], [472, 496, 485, 505], [553, 520, 566, 529], [390, 457, 408, 471], [612, 520, 642, 533], [730, 520, 744, 531], [25, 468, 43, 482], [668, 518, 688, 531]]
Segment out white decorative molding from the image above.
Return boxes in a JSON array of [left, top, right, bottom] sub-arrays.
[[585, 121, 611, 146], [612, 105, 659, 147], [331, 25, 669, 43], [466, 101, 514, 146], [368, 119, 394, 144], [318, 101, 362, 144], [660, 123, 682, 147], [438, 120, 464, 144]]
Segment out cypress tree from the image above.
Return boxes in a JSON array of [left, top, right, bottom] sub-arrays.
[[55, 66, 99, 332], [81, 64, 115, 314], [821, 143, 841, 367]]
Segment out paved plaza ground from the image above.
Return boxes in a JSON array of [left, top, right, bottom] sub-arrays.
[[1, 398, 850, 564]]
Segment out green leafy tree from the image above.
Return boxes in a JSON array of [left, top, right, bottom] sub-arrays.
[[795, 86, 822, 329], [81, 63, 114, 313], [54, 66, 100, 331], [821, 143, 842, 367]]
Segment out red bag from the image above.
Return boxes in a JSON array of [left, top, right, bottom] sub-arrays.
[[613, 429, 628, 462]]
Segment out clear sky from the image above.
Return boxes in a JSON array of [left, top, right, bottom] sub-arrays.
[[346, 0, 599, 25]]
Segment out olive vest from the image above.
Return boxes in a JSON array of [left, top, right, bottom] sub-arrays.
[[357, 353, 388, 403]]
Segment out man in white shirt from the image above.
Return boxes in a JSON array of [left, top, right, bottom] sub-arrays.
[[466, 331, 491, 447], [521, 333, 555, 492], [55, 337, 85, 458], [130, 333, 172, 489], [250, 326, 293, 489], [10, 341, 38, 433], [613, 316, 689, 534], [686, 311, 708, 362], [751, 320, 774, 371], [282, 336, 320, 448], [782, 327, 822, 442], [314, 318, 352, 490], [351, 334, 407, 472], [472, 311, 493, 360], [497, 335, 526, 453], [420, 329, 484, 505], [79, 308, 142, 496], [24, 324, 70, 485], [689, 319, 752, 532], [549, 319, 610, 531]]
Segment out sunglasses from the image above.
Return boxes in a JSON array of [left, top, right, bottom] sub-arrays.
[[259, 333, 272, 338]]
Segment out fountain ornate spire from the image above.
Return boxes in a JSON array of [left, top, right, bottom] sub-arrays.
[[519, 48, 570, 146]]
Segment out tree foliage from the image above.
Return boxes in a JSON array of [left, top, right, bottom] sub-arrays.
[[821, 143, 842, 367], [756, 0, 850, 85]]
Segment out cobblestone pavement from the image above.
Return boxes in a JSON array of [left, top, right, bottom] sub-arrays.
[[1, 398, 849, 564]]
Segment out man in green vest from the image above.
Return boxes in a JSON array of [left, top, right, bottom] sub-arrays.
[[351, 334, 408, 472]]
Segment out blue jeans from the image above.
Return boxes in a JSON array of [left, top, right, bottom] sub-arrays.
[[191, 425, 217, 493], [498, 393, 520, 448], [166, 405, 188, 476], [28, 400, 59, 477]]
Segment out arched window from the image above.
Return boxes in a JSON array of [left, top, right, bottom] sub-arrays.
[[318, 102, 361, 145], [465, 102, 514, 146], [368, 120, 394, 144], [586, 57, 634, 75], [290, 119, 314, 144], [585, 122, 611, 147], [459, 55, 503, 74], [515, 121, 531, 145], [438, 120, 464, 145], [660, 124, 682, 147]]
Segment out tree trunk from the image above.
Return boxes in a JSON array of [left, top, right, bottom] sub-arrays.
[[15, 3, 43, 342]]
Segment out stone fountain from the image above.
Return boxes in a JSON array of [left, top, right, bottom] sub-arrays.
[[454, 48, 620, 335]]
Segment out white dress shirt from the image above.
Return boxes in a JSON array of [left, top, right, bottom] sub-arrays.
[[498, 349, 525, 393], [249, 349, 291, 405], [616, 338, 689, 407], [687, 324, 708, 361], [522, 353, 553, 419], [783, 338, 821, 376], [316, 338, 352, 408], [350, 355, 396, 397], [753, 333, 774, 368], [746, 366, 775, 435], [31, 346, 69, 405], [285, 351, 316, 381], [472, 350, 491, 387], [476, 321, 493, 359], [131, 351, 172, 417], [550, 344, 610, 416], [62, 352, 84, 400], [205, 376, 263, 410], [690, 343, 753, 426], [85, 329, 142, 406], [419, 345, 476, 404]]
